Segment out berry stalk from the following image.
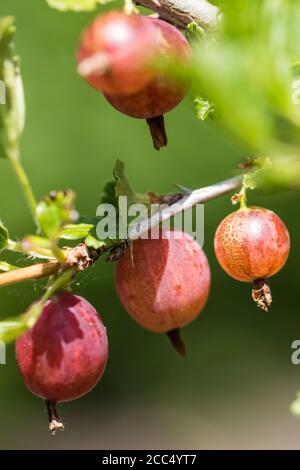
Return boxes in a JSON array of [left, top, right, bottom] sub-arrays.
[[167, 328, 187, 357], [45, 401, 64, 436], [146, 116, 168, 150]]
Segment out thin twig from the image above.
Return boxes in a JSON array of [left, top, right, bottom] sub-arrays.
[[135, 0, 220, 31], [0, 175, 242, 288], [128, 175, 242, 240], [9, 158, 37, 223], [0, 261, 59, 288]]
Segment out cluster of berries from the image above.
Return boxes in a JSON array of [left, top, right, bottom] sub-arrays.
[[14, 11, 290, 434], [16, 211, 289, 433]]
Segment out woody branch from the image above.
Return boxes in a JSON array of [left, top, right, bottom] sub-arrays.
[[134, 0, 220, 30], [0, 174, 242, 288]]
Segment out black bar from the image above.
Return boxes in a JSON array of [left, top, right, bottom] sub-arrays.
[[0, 450, 300, 464]]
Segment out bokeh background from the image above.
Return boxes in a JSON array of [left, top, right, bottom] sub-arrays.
[[0, 0, 300, 450]]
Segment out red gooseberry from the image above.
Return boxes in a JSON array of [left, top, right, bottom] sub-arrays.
[[16, 292, 108, 434], [214, 207, 290, 310], [115, 229, 210, 355], [77, 12, 191, 150]]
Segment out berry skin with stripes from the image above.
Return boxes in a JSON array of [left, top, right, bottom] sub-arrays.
[[214, 207, 290, 311]]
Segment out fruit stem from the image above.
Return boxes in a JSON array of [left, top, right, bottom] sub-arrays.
[[45, 400, 64, 435], [252, 278, 272, 311], [23, 268, 75, 329], [147, 116, 168, 151], [9, 157, 37, 225], [239, 186, 248, 209], [166, 328, 187, 357], [51, 241, 67, 263], [42, 268, 75, 301]]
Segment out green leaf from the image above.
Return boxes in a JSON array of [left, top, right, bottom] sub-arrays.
[[0, 261, 17, 272], [97, 160, 156, 243], [0, 16, 25, 160], [0, 219, 9, 251], [77, 217, 111, 247], [243, 173, 256, 191], [21, 235, 53, 259], [0, 318, 26, 344], [113, 159, 135, 201], [194, 96, 215, 121], [85, 234, 107, 250], [36, 201, 62, 239], [100, 160, 151, 221], [101, 180, 118, 207], [59, 223, 94, 240], [186, 22, 207, 44], [22, 235, 51, 250], [188, 0, 300, 156], [242, 157, 273, 192], [113, 159, 150, 207], [36, 190, 79, 239], [79, 215, 101, 225], [46, 0, 114, 12]]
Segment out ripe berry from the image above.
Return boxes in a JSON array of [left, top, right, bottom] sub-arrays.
[[77, 11, 160, 96], [104, 17, 190, 118], [103, 17, 190, 150], [115, 229, 210, 355], [15, 292, 108, 434], [214, 207, 290, 310], [77, 13, 190, 150]]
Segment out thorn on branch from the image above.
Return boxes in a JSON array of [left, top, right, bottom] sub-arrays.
[[146, 191, 182, 205]]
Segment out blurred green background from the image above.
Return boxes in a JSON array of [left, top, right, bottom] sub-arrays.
[[0, 0, 300, 450]]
